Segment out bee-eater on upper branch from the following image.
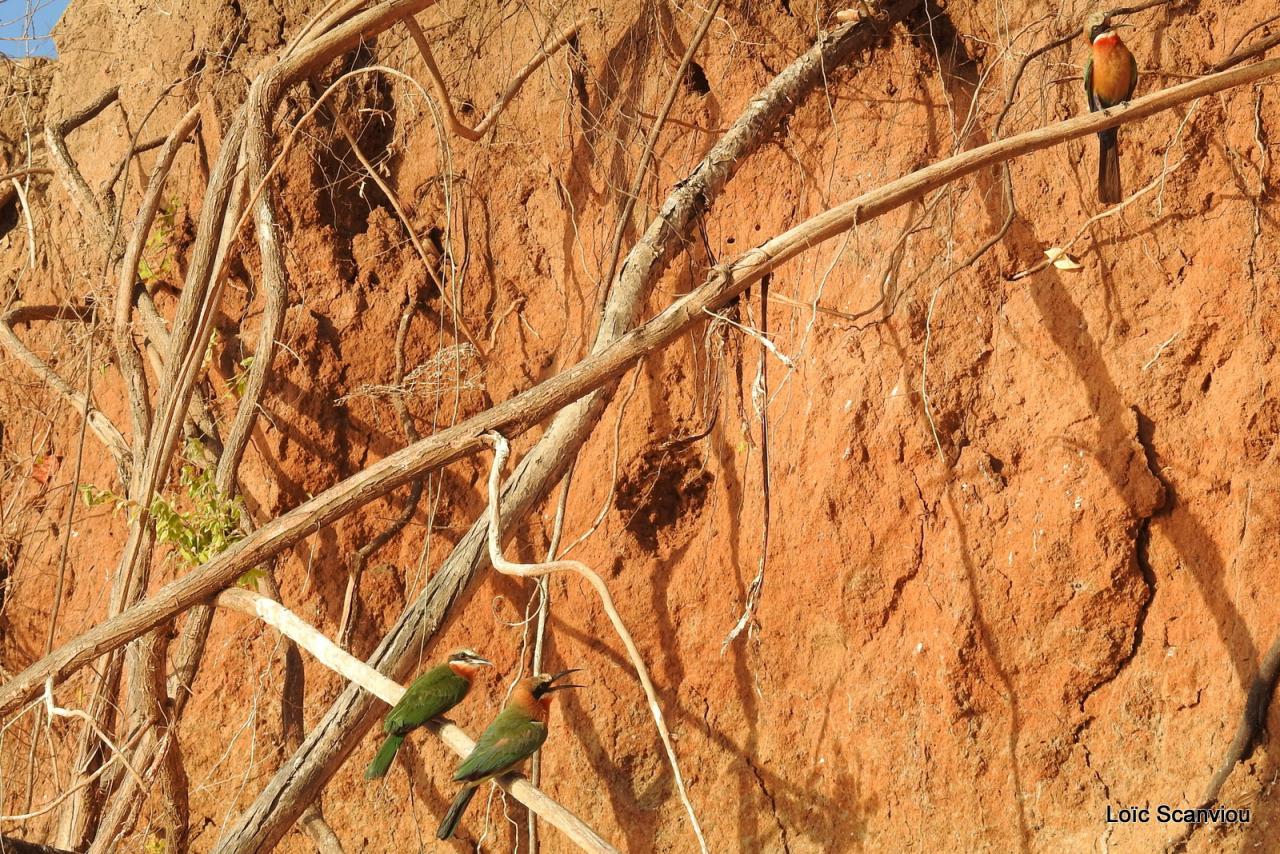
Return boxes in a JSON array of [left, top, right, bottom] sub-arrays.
[[1084, 11, 1139, 204]]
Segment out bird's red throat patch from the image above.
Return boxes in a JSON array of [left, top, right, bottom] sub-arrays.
[[449, 661, 481, 680]]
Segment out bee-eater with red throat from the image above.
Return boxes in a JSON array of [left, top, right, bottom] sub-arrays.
[[365, 648, 493, 779], [436, 670, 584, 840], [1084, 11, 1139, 204]]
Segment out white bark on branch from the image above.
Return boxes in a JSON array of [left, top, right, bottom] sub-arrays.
[[480, 432, 706, 851]]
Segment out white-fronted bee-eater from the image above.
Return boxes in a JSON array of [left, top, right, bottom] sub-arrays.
[[1084, 11, 1139, 204], [436, 670, 584, 840], [365, 648, 493, 780]]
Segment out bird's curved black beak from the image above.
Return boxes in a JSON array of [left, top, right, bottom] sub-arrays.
[[544, 669, 586, 692]]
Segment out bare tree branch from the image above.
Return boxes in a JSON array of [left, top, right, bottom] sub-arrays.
[[0, 304, 130, 466], [404, 13, 588, 142], [113, 103, 202, 467], [209, 7, 920, 848], [43, 86, 119, 242], [480, 432, 704, 850], [4, 39, 1274, 730]]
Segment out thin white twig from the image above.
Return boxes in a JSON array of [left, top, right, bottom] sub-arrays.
[[1157, 99, 1200, 215], [701, 307, 795, 369], [10, 177, 36, 270], [1142, 330, 1181, 370], [557, 365, 641, 560], [482, 431, 708, 854], [1009, 157, 1189, 281], [920, 281, 948, 460], [527, 460, 572, 854], [42, 677, 146, 788]]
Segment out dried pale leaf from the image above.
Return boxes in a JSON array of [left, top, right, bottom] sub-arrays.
[[835, 4, 874, 22], [1044, 247, 1084, 271]]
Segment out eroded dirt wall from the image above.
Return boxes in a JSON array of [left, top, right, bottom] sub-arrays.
[[1, 1, 1279, 851]]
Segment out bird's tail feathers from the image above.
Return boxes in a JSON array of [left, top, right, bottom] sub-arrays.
[[365, 733, 405, 779], [1098, 129, 1122, 205], [436, 786, 479, 840]]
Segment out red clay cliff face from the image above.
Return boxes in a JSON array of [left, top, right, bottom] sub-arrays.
[[1, 1, 1279, 852]]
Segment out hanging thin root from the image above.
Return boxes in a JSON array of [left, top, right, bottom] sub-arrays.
[[481, 431, 708, 854]]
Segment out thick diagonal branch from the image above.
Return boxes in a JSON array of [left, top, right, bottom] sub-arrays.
[[4, 33, 1273, 726], [210, 7, 918, 850]]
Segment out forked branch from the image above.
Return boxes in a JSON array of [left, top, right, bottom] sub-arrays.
[[404, 14, 589, 142]]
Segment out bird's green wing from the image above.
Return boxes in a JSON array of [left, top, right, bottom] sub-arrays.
[[384, 665, 469, 734], [1126, 52, 1139, 101], [452, 712, 548, 783], [1083, 56, 1101, 112]]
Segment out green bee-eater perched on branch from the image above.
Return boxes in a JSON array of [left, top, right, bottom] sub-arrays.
[[436, 670, 584, 840], [365, 648, 493, 780]]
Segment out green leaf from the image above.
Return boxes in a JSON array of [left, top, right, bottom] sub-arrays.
[[231, 356, 255, 397], [79, 484, 118, 507], [237, 567, 267, 589]]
